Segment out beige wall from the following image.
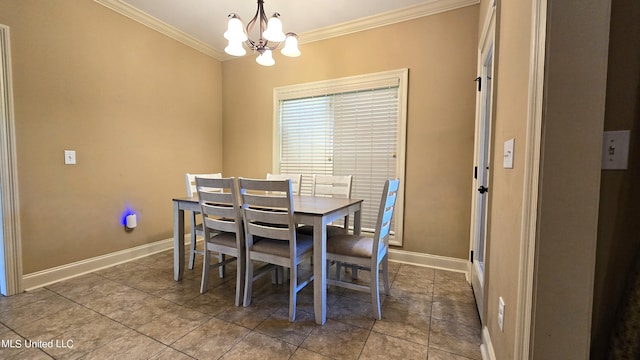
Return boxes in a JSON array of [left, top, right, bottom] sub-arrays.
[[0, 0, 223, 274], [222, 6, 479, 257], [591, 0, 640, 357]]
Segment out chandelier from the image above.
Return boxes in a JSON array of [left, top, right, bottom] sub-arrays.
[[223, 0, 301, 66]]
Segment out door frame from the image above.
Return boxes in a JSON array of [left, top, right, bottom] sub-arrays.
[[469, 1, 496, 324], [0, 24, 23, 296], [513, 0, 547, 357]]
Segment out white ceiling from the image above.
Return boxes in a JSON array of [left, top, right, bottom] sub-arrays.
[[95, 0, 477, 59]]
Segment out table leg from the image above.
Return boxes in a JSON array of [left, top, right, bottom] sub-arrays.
[[174, 202, 185, 281], [313, 216, 327, 325], [353, 207, 362, 235]]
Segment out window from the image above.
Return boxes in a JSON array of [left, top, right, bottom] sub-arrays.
[[273, 69, 408, 245]]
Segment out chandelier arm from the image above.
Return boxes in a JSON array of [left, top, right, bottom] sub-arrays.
[[244, 0, 271, 52]]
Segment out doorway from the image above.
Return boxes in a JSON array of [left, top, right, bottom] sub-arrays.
[[470, 8, 495, 322]]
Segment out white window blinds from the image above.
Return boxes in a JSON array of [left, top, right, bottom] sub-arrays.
[[278, 87, 398, 233], [333, 88, 398, 233], [279, 96, 333, 196], [274, 69, 407, 245]]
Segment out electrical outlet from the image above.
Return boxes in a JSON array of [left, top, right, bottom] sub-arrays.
[[498, 297, 505, 332]]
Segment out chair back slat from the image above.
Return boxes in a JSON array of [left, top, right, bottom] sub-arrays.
[[241, 193, 290, 209], [312, 175, 353, 198], [247, 222, 292, 241], [243, 207, 289, 225]]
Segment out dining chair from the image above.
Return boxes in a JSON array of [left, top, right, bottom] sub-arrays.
[[299, 174, 353, 237], [266, 173, 302, 195], [325, 178, 400, 320], [185, 172, 222, 271], [239, 177, 314, 321], [196, 177, 245, 306]]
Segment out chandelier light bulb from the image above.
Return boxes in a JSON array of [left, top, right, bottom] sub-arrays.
[[256, 49, 275, 66], [281, 34, 301, 57], [225, 40, 246, 57], [224, 16, 248, 42], [263, 14, 286, 42]]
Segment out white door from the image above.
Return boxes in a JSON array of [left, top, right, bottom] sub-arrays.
[[470, 16, 495, 322]]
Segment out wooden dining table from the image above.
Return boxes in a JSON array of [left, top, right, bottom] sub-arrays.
[[172, 195, 363, 325]]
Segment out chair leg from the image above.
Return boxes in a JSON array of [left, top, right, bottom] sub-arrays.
[[271, 267, 282, 284], [219, 253, 225, 278], [326, 260, 332, 283], [351, 264, 359, 280], [188, 213, 197, 270], [382, 256, 390, 296], [200, 245, 210, 294], [371, 261, 382, 320], [234, 253, 244, 306], [243, 256, 254, 307], [289, 264, 297, 322]]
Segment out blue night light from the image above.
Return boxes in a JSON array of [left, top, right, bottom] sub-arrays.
[[121, 206, 138, 229]]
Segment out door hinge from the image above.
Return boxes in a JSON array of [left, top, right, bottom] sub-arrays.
[[474, 166, 478, 179], [470, 250, 474, 263], [474, 77, 481, 91]]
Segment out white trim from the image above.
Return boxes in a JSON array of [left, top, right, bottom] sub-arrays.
[[299, 0, 480, 45], [22, 236, 193, 291], [20, 237, 466, 292], [478, 0, 497, 47], [513, 0, 547, 358], [93, 0, 225, 59], [388, 249, 469, 278], [480, 326, 497, 360], [274, 72, 402, 101], [0, 25, 23, 296], [94, 0, 479, 61]]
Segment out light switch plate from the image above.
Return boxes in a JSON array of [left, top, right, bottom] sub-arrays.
[[602, 130, 630, 170], [64, 150, 76, 165], [503, 138, 514, 169]]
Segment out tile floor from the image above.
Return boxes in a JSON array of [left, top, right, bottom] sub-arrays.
[[0, 250, 482, 359]]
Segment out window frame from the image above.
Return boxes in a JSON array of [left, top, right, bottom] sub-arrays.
[[272, 68, 408, 246]]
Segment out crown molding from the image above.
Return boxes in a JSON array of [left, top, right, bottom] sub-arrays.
[[298, 0, 480, 44], [95, 0, 479, 61], [94, 0, 226, 60]]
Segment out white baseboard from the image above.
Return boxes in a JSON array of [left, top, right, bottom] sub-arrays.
[[22, 238, 468, 292], [480, 326, 497, 360], [388, 248, 469, 277], [22, 235, 191, 291]]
